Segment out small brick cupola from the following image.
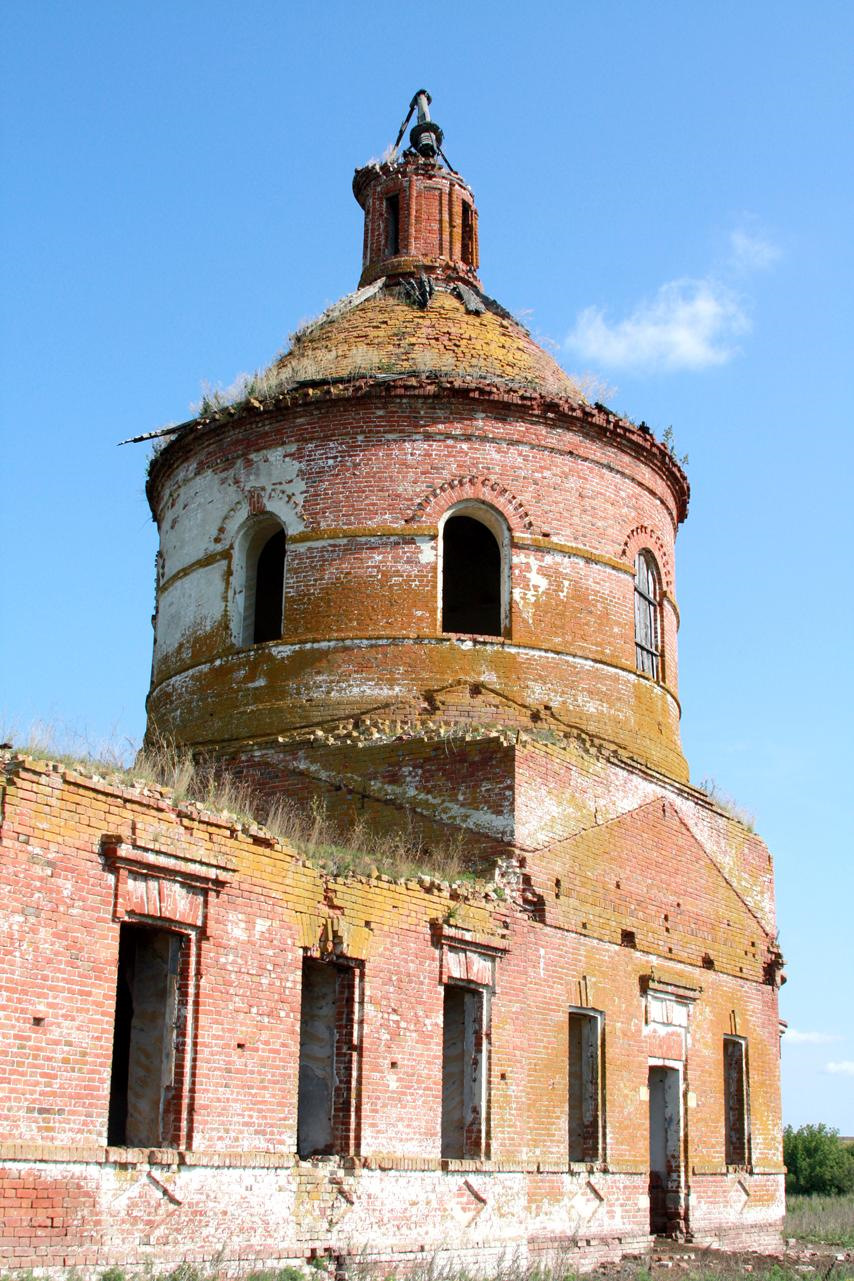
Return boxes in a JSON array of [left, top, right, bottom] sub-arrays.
[[353, 91, 480, 288]]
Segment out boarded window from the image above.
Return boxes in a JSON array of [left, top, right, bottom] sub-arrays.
[[441, 984, 487, 1159], [442, 514, 502, 637], [297, 959, 358, 1158], [253, 527, 286, 644], [568, 1010, 602, 1162], [634, 550, 661, 678], [724, 1037, 750, 1165], [108, 924, 184, 1147], [385, 193, 400, 257]]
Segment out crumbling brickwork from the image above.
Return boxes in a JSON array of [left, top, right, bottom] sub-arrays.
[[0, 97, 785, 1273], [0, 755, 783, 1273]]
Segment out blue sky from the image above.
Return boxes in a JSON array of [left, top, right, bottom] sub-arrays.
[[1, 1, 851, 1131]]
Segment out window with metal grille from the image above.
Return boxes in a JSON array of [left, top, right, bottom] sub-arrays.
[[634, 550, 661, 678]]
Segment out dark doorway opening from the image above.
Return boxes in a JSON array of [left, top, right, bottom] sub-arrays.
[[253, 528, 286, 644], [648, 1065, 683, 1236], [441, 984, 486, 1159], [108, 924, 183, 1147], [441, 515, 502, 637], [297, 959, 359, 1158]]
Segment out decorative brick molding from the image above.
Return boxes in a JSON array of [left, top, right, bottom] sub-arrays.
[[433, 923, 508, 988], [101, 837, 229, 931], [407, 475, 534, 532], [620, 524, 674, 590]]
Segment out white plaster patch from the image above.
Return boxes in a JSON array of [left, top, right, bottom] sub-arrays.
[[227, 916, 249, 942], [513, 552, 550, 623], [289, 752, 514, 841], [155, 561, 227, 662], [417, 537, 437, 565], [159, 449, 307, 583]]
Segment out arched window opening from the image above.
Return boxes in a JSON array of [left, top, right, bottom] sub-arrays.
[[634, 550, 661, 679], [442, 514, 502, 637], [252, 527, 286, 644]]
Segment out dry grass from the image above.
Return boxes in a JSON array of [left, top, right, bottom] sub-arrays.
[[187, 353, 583, 421], [1, 727, 483, 889], [785, 1192, 854, 1247], [696, 777, 755, 832], [2, 1250, 847, 1281], [569, 370, 618, 405]]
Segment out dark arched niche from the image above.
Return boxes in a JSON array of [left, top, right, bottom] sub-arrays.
[[252, 527, 286, 644], [441, 514, 502, 637]]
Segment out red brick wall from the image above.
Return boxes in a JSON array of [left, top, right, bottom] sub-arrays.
[[0, 756, 784, 1272], [147, 390, 688, 781], [353, 154, 480, 286]]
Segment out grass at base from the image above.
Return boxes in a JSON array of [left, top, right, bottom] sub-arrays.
[[785, 1190, 854, 1247]]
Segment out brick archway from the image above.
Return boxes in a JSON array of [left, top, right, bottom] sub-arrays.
[[621, 525, 673, 592], [407, 475, 534, 533]]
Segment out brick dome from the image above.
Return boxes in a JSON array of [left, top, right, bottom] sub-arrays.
[[270, 281, 583, 402], [144, 94, 690, 782]]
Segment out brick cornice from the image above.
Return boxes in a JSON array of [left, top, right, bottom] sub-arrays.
[[145, 378, 689, 526]]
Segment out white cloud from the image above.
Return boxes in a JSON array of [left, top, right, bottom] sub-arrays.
[[564, 221, 780, 376], [729, 228, 781, 272], [825, 1061, 854, 1076], [786, 1029, 841, 1045], [566, 278, 750, 373]]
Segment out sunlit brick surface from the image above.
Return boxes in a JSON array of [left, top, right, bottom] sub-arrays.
[[0, 131, 784, 1275]]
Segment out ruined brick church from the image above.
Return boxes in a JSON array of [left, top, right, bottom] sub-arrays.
[[0, 94, 786, 1273]]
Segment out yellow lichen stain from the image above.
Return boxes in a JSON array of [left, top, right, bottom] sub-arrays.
[[153, 615, 232, 687], [274, 289, 580, 401], [631, 675, 688, 782]]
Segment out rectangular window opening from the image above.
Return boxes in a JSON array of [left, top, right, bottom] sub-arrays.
[[384, 194, 400, 258], [461, 202, 473, 265], [568, 1010, 602, 1162], [297, 958, 358, 1159], [441, 984, 487, 1159], [108, 923, 185, 1147], [724, 1036, 750, 1165]]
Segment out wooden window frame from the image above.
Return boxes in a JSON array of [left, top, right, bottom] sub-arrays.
[[634, 549, 662, 680]]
